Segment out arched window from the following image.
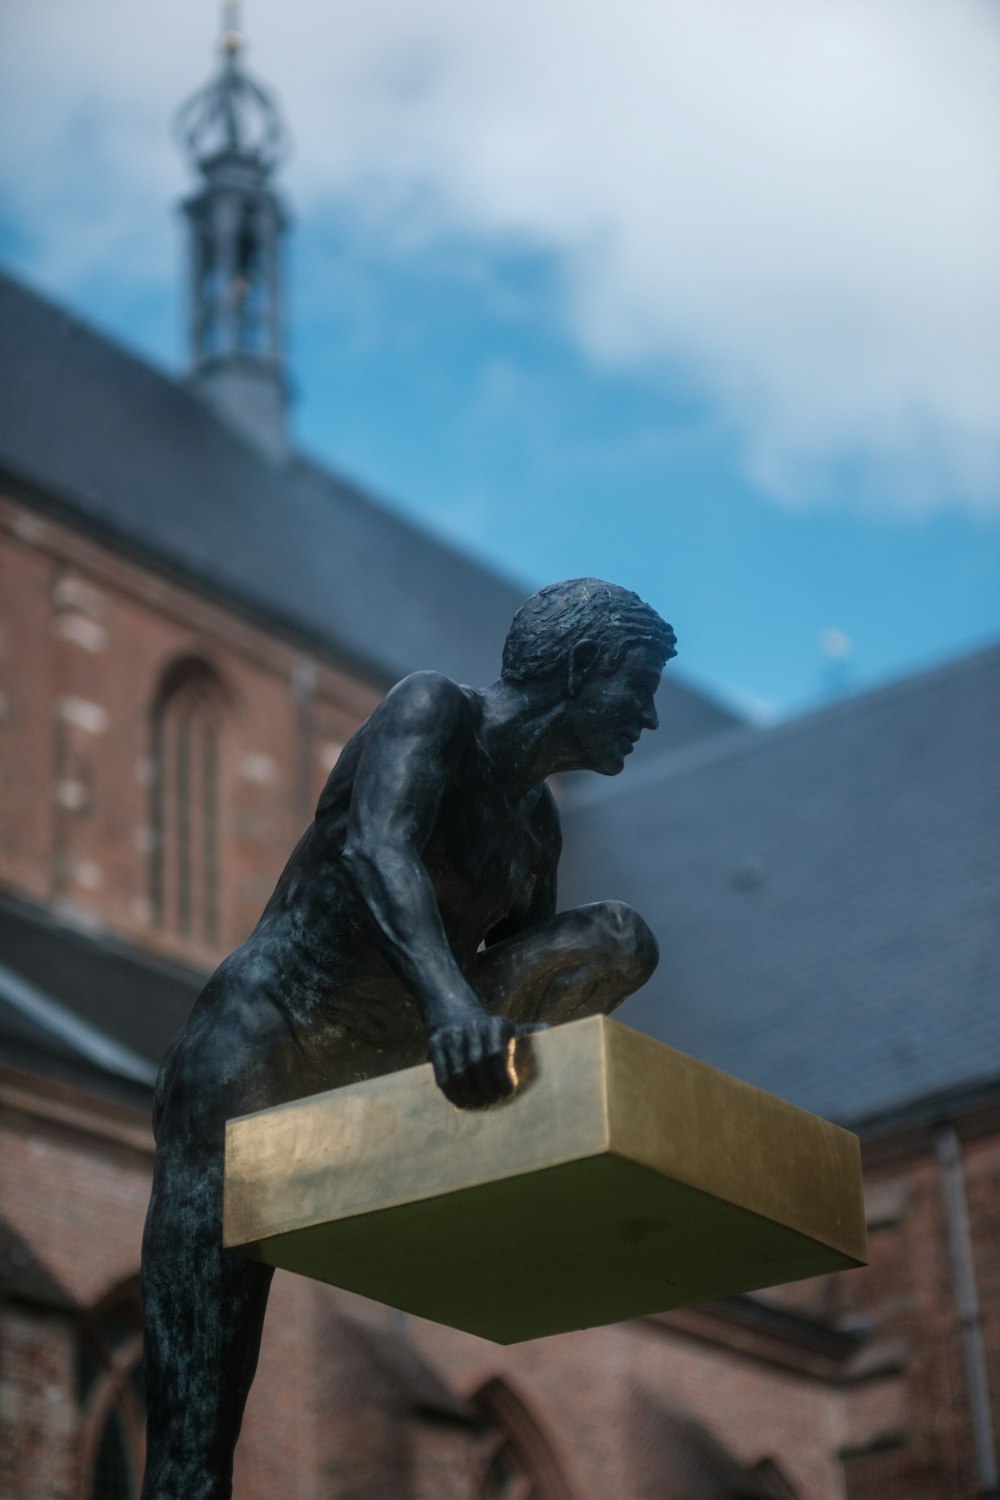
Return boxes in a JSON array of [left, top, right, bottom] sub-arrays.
[[150, 657, 228, 946], [76, 1281, 145, 1500], [473, 1377, 577, 1500]]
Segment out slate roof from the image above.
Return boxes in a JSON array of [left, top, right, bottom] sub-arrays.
[[0, 888, 198, 1108], [559, 643, 1000, 1128], [0, 269, 737, 748]]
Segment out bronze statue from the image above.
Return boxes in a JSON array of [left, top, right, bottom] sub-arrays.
[[139, 578, 677, 1499]]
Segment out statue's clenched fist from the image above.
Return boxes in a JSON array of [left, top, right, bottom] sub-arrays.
[[427, 1008, 547, 1108]]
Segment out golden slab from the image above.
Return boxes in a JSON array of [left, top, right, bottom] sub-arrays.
[[224, 1015, 867, 1344]]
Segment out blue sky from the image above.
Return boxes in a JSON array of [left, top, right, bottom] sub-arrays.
[[2, 0, 998, 718]]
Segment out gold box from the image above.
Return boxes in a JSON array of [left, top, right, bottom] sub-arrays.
[[224, 1015, 867, 1344]]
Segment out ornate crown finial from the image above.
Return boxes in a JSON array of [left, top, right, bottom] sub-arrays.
[[174, 2, 287, 174]]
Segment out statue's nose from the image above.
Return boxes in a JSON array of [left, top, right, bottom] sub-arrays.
[[641, 703, 659, 731]]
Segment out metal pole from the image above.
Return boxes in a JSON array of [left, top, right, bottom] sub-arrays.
[[935, 1122, 999, 1498]]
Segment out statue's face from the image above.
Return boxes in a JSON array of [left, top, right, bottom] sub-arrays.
[[568, 640, 663, 775]]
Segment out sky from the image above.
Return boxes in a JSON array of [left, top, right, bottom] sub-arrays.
[[1, 0, 999, 719]]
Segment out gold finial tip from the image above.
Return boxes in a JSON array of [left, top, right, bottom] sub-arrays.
[[220, 0, 243, 52]]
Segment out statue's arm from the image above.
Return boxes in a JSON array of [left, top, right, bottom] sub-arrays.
[[341, 672, 538, 1106], [485, 784, 561, 946]]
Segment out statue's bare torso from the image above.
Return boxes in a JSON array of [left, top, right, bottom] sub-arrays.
[[156, 675, 560, 1128]]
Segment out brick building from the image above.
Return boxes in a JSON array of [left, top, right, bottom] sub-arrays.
[[1, 20, 997, 1500]]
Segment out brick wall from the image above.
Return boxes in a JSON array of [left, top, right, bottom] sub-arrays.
[[0, 490, 380, 970], [837, 1116, 1000, 1498], [0, 1309, 77, 1500], [0, 1066, 321, 1500], [410, 1307, 848, 1500]]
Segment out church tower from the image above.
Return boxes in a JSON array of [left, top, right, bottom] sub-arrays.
[[175, 3, 290, 458]]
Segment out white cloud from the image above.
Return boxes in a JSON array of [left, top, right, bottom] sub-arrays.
[[2, 0, 999, 512]]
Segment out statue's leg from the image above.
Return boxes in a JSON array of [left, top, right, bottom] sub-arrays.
[[140, 1120, 274, 1500], [475, 900, 658, 1026]]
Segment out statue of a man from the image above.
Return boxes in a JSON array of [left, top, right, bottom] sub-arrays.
[[140, 578, 677, 1499]]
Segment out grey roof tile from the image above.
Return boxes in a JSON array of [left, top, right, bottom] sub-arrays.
[[559, 645, 1000, 1126], [0, 889, 200, 1106]]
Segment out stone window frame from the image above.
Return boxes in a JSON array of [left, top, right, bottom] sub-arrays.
[[473, 1376, 577, 1500], [76, 1277, 145, 1500]]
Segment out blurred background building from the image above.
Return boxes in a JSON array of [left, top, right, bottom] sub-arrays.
[[0, 17, 998, 1500]]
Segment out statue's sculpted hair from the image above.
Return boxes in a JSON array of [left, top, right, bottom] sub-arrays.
[[502, 579, 676, 685]]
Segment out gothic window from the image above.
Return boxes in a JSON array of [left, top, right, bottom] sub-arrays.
[[76, 1282, 145, 1500], [150, 657, 228, 947]]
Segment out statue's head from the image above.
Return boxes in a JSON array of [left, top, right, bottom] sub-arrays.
[[502, 579, 676, 685], [502, 579, 677, 774]]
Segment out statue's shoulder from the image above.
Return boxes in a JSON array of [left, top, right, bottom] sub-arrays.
[[380, 671, 474, 739]]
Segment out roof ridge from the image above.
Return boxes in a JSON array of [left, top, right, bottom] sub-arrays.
[[0, 264, 179, 385], [0, 888, 207, 989], [289, 449, 530, 597], [0, 958, 157, 1086], [0, 265, 295, 472]]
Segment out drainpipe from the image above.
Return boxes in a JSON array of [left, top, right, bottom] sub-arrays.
[[935, 1122, 999, 1498], [292, 656, 316, 827]]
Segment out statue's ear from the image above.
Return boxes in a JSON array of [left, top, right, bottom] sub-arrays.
[[567, 639, 602, 697]]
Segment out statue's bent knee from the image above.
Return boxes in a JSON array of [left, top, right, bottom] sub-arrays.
[[587, 900, 659, 987]]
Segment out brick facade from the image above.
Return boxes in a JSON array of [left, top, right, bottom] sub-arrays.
[[838, 1120, 1000, 1498], [0, 488, 379, 969], [0, 1065, 324, 1499]]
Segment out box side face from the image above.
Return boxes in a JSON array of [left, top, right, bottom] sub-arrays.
[[224, 1015, 610, 1247], [235, 1154, 861, 1344], [604, 1020, 868, 1264]]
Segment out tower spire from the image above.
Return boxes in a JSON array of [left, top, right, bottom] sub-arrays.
[[175, 4, 290, 459]]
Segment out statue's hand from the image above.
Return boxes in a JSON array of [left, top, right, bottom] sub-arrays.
[[427, 1009, 546, 1109]]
